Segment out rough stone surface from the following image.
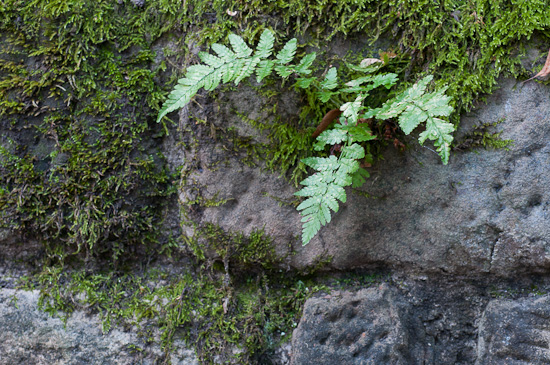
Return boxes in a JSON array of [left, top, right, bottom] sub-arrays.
[[291, 276, 550, 365], [476, 294, 550, 364], [0, 289, 198, 365], [291, 283, 425, 364], [179, 75, 550, 276]]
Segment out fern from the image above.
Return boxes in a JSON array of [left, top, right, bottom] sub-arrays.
[[366, 75, 454, 163], [296, 76, 454, 245], [156, 31, 454, 247], [156, 30, 312, 123]]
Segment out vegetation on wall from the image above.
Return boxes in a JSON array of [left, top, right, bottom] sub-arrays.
[[1, 0, 550, 363], [157, 30, 454, 244]]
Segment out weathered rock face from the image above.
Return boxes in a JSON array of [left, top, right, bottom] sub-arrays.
[[291, 284, 425, 365], [476, 294, 550, 364], [180, 77, 550, 277], [0, 289, 198, 365], [291, 277, 550, 364]]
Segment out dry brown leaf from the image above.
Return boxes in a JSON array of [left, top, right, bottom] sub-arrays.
[[523, 48, 550, 83], [312, 109, 342, 138]]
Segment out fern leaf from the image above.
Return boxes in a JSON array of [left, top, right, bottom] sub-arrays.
[[295, 53, 316, 75], [340, 143, 365, 160], [294, 184, 327, 197], [338, 124, 376, 142], [156, 84, 199, 123], [368, 75, 455, 164], [302, 155, 339, 172], [340, 94, 365, 124], [203, 68, 223, 91], [276, 38, 297, 65], [422, 89, 453, 117], [351, 168, 370, 188], [297, 195, 323, 211], [235, 57, 260, 84], [325, 184, 346, 202], [345, 60, 382, 73], [314, 128, 348, 148], [255, 29, 275, 59], [300, 212, 322, 245], [199, 52, 224, 68], [418, 117, 454, 164], [370, 73, 399, 89], [275, 64, 295, 78], [320, 67, 338, 90], [211, 43, 235, 60], [296, 77, 315, 89], [343, 73, 397, 89], [228, 34, 252, 58], [398, 105, 429, 134], [336, 158, 360, 178], [256, 60, 275, 82], [317, 91, 337, 103]]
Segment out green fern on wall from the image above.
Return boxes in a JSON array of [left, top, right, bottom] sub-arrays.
[[157, 30, 454, 246]]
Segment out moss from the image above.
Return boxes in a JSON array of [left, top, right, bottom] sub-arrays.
[[453, 119, 513, 152], [21, 237, 328, 364], [3, 0, 550, 363]]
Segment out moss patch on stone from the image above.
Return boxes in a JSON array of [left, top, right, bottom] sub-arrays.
[[2, 0, 550, 363]]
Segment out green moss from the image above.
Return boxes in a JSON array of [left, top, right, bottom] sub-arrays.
[[3, 0, 550, 363], [453, 118, 513, 151], [21, 240, 327, 364]]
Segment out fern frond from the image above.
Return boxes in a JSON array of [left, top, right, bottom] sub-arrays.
[[228, 34, 252, 58], [295, 53, 316, 75], [340, 94, 366, 125], [369, 75, 454, 164], [275, 38, 297, 65], [320, 67, 338, 90], [296, 143, 365, 245], [256, 60, 275, 82], [157, 29, 285, 123], [313, 128, 348, 150], [418, 117, 455, 164], [254, 30, 275, 59]]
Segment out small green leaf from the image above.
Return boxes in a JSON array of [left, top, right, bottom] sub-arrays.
[[315, 128, 348, 146], [295, 77, 315, 88], [276, 38, 298, 65], [256, 60, 275, 82], [228, 34, 253, 58], [320, 67, 338, 90], [341, 143, 365, 160], [398, 105, 428, 134], [211, 43, 235, 60], [255, 29, 275, 59], [351, 168, 370, 188], [317, 91, 337, 103], [302, 155, 339, 172], [340, 94, 365, 125], [295, 53, 316, 75]]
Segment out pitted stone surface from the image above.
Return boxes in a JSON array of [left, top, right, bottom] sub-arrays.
[[476, 294, 550, 364], [291, 283, 425, 364]]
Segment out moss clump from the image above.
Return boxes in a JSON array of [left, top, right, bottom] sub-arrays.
[[23, 234, 327, 364], [2, 0, 550, 364], [453, 119, 513, 152]]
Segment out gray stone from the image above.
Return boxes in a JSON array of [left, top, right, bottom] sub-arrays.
[[290, 283, 425, 364], [476, 294, 550, 364], [179, 72, 550, 276], [0, 289, 198, 365]]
